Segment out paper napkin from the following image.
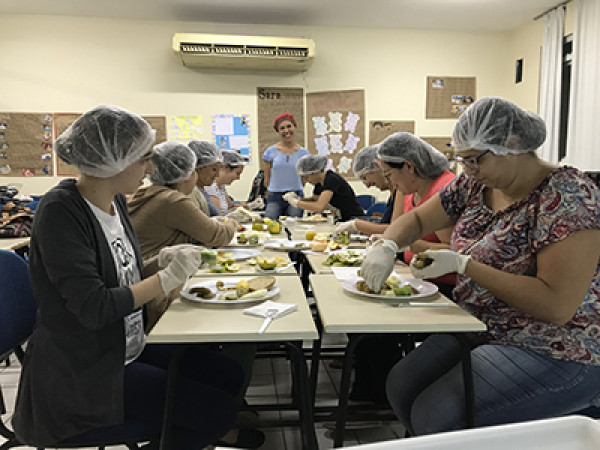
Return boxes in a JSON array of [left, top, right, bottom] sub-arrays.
[[330, 266, 361, 281], [243, 300, 298, 319]]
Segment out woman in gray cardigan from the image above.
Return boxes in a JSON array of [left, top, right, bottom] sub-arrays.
[[12, 105, 244, 448]]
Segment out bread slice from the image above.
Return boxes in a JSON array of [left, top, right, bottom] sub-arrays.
[[248, 276, 276, 292]]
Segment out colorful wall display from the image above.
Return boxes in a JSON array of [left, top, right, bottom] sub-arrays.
[[212, 114, 251, 160]]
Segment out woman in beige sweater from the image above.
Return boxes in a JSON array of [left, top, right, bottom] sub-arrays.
[[128, 141, 237, 260]]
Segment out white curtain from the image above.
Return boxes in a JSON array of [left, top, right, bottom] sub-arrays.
[[538, 7, 565, 163], [564, 0, 600, 171]]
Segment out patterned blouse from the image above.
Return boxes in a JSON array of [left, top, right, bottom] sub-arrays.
[[440, 166, 600, 364]]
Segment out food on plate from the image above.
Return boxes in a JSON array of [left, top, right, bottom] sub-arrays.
[[237, 234, 248, 244], [255, 256, 290, 270], [334, 231, 350, 246], [200, 249, 217, 266], [252, 220, 265, 231], [322, 250, 364, 267], [190, 286, 215, 299], [190, 276, 277, 302], [236, 233, 260, 245], [356, 276, 419, 296], [412, 252, 434, 269], [237, 223, 245, 232], [328, 240, 344, 250], [279, 215, 287, 221], [263, 218, 272, 225], [267, 220, 282, 234], [305, 230, 316, 241], [248, 275, 276, 291], [240, 288, 268, 300], [235, 279, 250, 297], [309, 241, 328, 252], [208, 262, 241, 273], [301, 214, 327, 222]]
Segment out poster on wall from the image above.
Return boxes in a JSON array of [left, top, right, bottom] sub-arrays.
[[368, 120, 415, 146], [0, 112, 54, 177], [257, 87, 305, 164], [421, 136, 461, 174], [167, 115, 204, 141], [306, 89, 365, 180], [55, 113, 167, 177], [426, 76, 476, 119], [212, 114, 251, 160]]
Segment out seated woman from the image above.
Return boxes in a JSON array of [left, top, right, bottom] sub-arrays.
[[12, 105, 243, 449], [205, 150, 263, 216], [284, 155, 364, 222], [361, 97, 600, 435], [335, 145, 404, 236], [188, 140, 223, 217], [128, 141, 237, 260]]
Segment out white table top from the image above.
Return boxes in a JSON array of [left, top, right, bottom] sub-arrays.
[[310, 272, 486, 334], [0, 237, 30, 251], [148, 275, 318, 343]]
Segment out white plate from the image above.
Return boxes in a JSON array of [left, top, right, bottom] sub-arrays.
[[341, 276, 438, 301], [299, 216, 328, 223], [213, 248, 261, 261], [181, 279, 280, 304], [264, 239, 310, 251], [349, 233, 368, 242]]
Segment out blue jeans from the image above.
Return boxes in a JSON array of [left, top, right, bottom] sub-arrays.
[[264, 190, 304, 220], [386, 334, 600, 436]]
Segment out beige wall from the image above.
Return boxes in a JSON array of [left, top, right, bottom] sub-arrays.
[[0, 14, 543, 200]]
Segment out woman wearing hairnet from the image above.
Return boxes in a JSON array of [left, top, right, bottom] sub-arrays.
[[334, 145, 404, 236], [188, 140, 223, 217], [12, 106, 244, 448], [284, 154, 364, 221], [263, 113, 310, 219], [361, 97, 600, 435]]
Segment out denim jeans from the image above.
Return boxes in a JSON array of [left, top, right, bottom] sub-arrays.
[[386, 334, 600, 436], [264, 190, 304, 220]]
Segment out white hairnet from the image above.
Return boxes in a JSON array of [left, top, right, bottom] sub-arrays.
[[148, 141, 197, 186], [452, 96, 546, 155], [55, 105, 156, 178], [296, 155, 328, 175], [188, 140, 223, 167], [378, 132, 448, 178], [222, 150, 249, 167], [353, 146, 380, 178]]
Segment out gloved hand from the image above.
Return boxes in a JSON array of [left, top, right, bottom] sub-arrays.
[[157, 247, 203, 295], [283, 192, 300, 207], [360, 239, 398, 292], [157, 244, 203, 268], [246, 197, 265, 210], [410, 249, 471, 279], [334, 220, 358, 236], [224, 209, 245, 222]]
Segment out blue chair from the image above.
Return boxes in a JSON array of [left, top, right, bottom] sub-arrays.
[[366, 201, 387, 217], [356, 195, 376, 212], [0, 250, 161, 450]]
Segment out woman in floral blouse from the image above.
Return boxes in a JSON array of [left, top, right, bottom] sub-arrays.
[[361, 96, 600, 435]]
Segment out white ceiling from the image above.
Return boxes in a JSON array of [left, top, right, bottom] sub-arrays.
[[0, 0, 564, 32]]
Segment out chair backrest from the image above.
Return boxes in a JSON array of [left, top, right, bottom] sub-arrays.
[[366, 201, 387, 217], [356, 195, 376, 211], [0, 250, 37, 360]]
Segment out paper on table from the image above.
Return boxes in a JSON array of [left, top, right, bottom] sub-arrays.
[[330, 266, 361, 281], [243, 300, 298, 319]]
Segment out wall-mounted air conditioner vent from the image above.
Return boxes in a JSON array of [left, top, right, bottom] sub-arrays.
[[173, 33, 315, 71]]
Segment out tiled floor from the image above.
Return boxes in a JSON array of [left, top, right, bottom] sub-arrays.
[[1, 335, 405, 449]]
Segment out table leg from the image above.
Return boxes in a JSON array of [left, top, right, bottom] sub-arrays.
[[455, 334, 475, 428], [283, 342, 319, 450], [309, 315, 324, 404]]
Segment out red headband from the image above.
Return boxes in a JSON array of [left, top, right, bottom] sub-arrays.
[[273, 113, 297, 131]]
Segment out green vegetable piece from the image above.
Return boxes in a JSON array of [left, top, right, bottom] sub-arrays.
[[393, 285, 413, 296]]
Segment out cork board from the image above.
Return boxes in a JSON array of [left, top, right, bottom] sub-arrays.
[[257, 87, 304, 166], [0, 112, 54, 177], [422, 136, 461, 174], [426, 76, 476, 119], [306, 89, 365, 180], [54, 113, 167, 176], [369, 120, 415, 145]]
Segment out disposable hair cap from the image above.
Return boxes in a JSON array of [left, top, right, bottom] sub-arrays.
[[55, 105, 156, 178], [148, 141, 197, 186], [452, 96, 546, 155], [378, 132, 448, 178], [296, 155, 328, 175], [222, 150, 249, 167], [188, 140, 223, 167], [353, 146, 381, 177]]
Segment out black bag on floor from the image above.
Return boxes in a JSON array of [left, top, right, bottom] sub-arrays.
[[0, 201, 34, 237]]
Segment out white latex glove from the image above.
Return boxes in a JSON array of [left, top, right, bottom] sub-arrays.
[[410, 249, 471, 279], [157, 247, 203, 295], [224, 209, 245, 222], [246, 197, 265, 210], [157, 244, 203, 268], [334, 220, 358, 236], [360, 239, 398, 292], [283, 192, 300, 207]]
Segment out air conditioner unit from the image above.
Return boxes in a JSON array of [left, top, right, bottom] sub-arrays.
[[172, 33, 315, 71]]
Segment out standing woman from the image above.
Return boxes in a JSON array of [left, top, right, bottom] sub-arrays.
[[12, 106, 244, 449], [263, 113, 310, 219], [284, 154, 364, 222]]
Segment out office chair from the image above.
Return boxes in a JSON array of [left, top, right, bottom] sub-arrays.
[[366, 201, 387, 217], [356, 195, 376, 212]]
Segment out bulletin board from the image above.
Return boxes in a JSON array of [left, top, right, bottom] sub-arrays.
[[167, 115, 204, 141], [211, 114, 251, 160], [426, 76, 476, 119], [306, 89, 365, 180], [421, 136, 453, 157], [257, 87, 304, 165], [0, 112, 54, 177], [369, 120, 415, 146], [54, 113, 167, 176]]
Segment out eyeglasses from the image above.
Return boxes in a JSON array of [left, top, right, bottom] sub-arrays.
[[451, 150, 490, 172], [381, 162, 405, 180]]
